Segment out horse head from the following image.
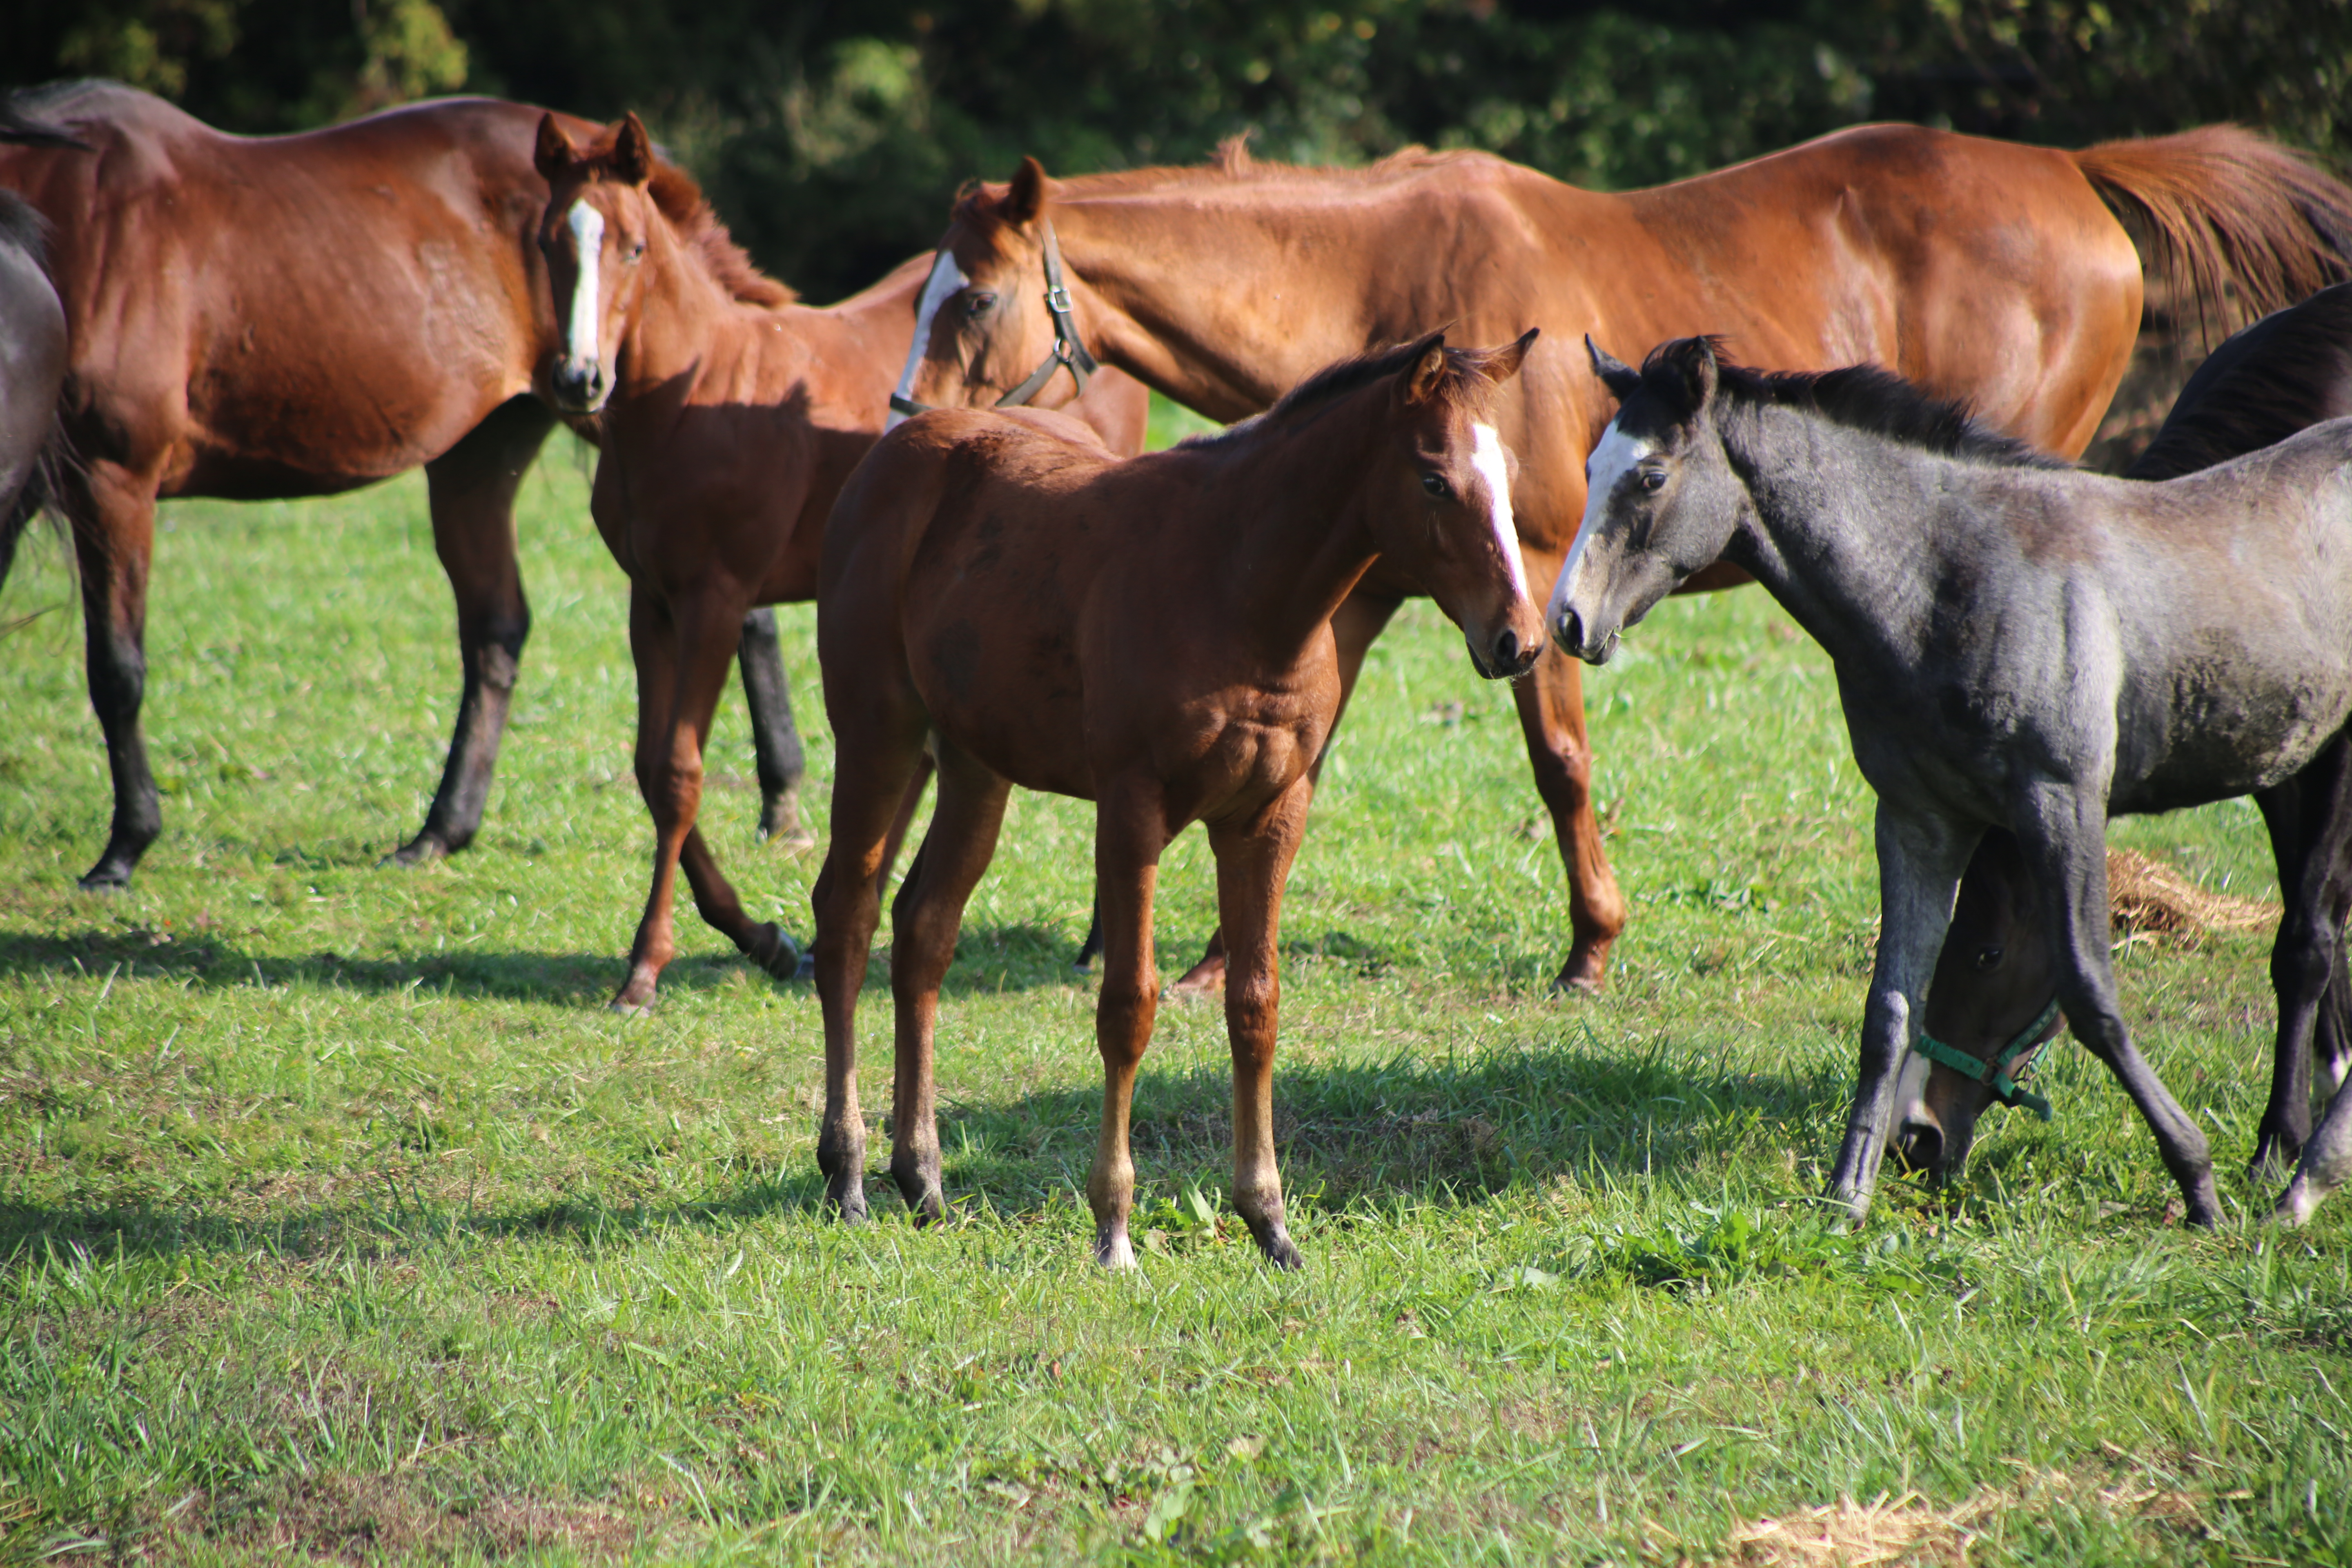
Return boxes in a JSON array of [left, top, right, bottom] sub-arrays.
[[1547, 335, 1749, 666], [531, 111, 659, 415], [1361, 330, 1547, 682], [892, 156, 1101, 426]]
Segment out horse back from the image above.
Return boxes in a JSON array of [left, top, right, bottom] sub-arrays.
[[0, 85, 597, 494]]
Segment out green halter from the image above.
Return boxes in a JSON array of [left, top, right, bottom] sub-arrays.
[[1913, 997, 2061, 1122]]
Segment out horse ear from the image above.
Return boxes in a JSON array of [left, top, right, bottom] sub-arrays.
[[1401, 331, 1450, 404], [1002, 156, 1049, 228], [534, 114, 575, 180], [1481, 327, 1539, 385], [1659, 336, 1720, 416], [1586, 335, 1640, 401], [613, 112, 655, 187]]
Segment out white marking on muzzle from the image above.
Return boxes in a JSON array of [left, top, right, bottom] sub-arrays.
[[564, 200, 605, 366], [1469, 423, 1528, 601], [1546, 417, 1653, 632], [886, 251, 972, 432]]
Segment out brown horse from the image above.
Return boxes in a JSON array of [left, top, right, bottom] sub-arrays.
[[0, 82, 808, 889], [814, 332, 1542, 1269], [899, 125, 2352, 994], [529, 114, 1148, 1009]]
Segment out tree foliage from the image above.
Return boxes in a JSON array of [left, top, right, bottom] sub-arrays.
[[4, 0, 2347, 301]]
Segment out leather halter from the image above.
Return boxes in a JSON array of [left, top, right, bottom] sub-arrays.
[[1913, 996, 2061, 1122], [889, 221, 1099, 419]]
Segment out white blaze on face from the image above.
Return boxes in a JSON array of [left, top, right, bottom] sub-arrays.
[[1468, 423, 1529, 601], [1546, 416, 1654, 630], [886, 250, 973, 431], [564, 200, 605, 363]]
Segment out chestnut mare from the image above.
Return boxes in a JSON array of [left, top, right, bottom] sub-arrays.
[[0, 82, 807, 887], [814, 333, 1543, 1270], [900, 127, 2352, 994], [1909, 282, 2352, 1222], [529, 115, 1147, 1009]]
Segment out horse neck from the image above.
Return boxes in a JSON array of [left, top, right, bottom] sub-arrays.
[[1054, 193, 1383, 423], [614, 225, 804, 402], [1715, 404, 1958, 668], [1184, 397, 1396, 656]]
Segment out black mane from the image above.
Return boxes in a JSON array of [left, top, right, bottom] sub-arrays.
[[0, 190, 48, 270], [1679, 341, 2067, 470], [2129, 284, 2352, 481]]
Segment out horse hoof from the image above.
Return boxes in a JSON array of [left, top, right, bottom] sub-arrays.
[[609, 971, 659, 1013], [75, 866, 131, 893], [831, 1187, 870, 1225], [1550, 938, 1613, 995], [1258, 1229, 1304, 1272], [746, 923, 804, 982], [1169, 953, 1226, 997], [1095, 1229, 1137, 1270], [380, 833, 450, 869]]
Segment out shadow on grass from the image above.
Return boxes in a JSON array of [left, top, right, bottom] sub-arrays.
[[0, 922, 1096, 1003], [0, 1043, 1840, 1268]]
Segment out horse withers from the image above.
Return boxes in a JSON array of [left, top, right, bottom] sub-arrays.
[[1906, 285, 2352, 1201], [530, 113, 1147, 1009], [1551, 333, 2352, 1231], [813, 333, 1542, 1269]]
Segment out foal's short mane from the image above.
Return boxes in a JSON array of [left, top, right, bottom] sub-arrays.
[[1685, 341, 2065, 470], [635, 159, 795, 307], [2128, 284, 2352, 481], [1180, 339, 1494, 448]]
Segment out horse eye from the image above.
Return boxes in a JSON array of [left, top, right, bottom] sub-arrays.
[[626, 239, 646, 261], [1973, 945, 2003, 970], [1421, 472, 1451, 499], [1639, 469, 1667, 494], [965, 292, 997, 317]]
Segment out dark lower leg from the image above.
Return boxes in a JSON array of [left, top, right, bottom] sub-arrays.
[[71, 477, 160, 890], [395, 397, 553, 864], [737, 606, 813, 846]]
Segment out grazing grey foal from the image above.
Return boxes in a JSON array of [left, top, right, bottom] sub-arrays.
[[1550, 334, 2352, 1228]]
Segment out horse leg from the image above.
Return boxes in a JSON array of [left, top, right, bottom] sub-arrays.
[[1163, 591, 1401, 995], [2250, 747, 2352, 1174], [1208, 777, 1314, 1269], [1512, 641, 1628, 992], [1825, 803, 1979, 1222], [885, 741, 1011, 1223], [876, 744, 937, 903], [1089, 780, 1168, 1268], [809, 696, 931, 1225], [64, 462, 163, 889], [2018, 785, 2221, 1226], [611, 587, 739, 1009], [737, 605, 815, 849], [390, 395, 555, 864]]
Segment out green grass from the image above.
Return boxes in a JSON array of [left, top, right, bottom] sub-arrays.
[[1, 403, 2346, 1565]]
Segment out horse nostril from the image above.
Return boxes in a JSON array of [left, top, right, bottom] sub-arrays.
[[1895, 1121, 1944, 1174], [1555, 608, 1582, 653], [1496, 628, 1519, 668]]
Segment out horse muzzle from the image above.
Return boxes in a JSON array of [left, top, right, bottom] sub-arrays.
[[550, 357, 610, 415], [1551, 605, 1619, 666], [1467, 624, 1542, 681]]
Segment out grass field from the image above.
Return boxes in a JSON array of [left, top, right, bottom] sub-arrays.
[[2, 403, 2348, 1565]]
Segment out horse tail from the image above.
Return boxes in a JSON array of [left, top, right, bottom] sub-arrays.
[[2069, 125, 2352, 343]]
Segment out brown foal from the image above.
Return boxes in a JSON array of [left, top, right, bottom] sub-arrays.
[[530, 114, 1147, 1009], [813, 332, 1543, 1269]]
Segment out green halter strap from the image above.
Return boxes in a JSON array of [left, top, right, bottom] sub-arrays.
[[1913, 996, 2061, 1122]]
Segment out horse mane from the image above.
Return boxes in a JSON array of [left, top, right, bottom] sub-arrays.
[[1181, 337, 1496, 448], [635, 158, 795, 308], [950, 141, 1510, 226], [2127, 284, 2352, 481], [1686, 340, 2066, 470]]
